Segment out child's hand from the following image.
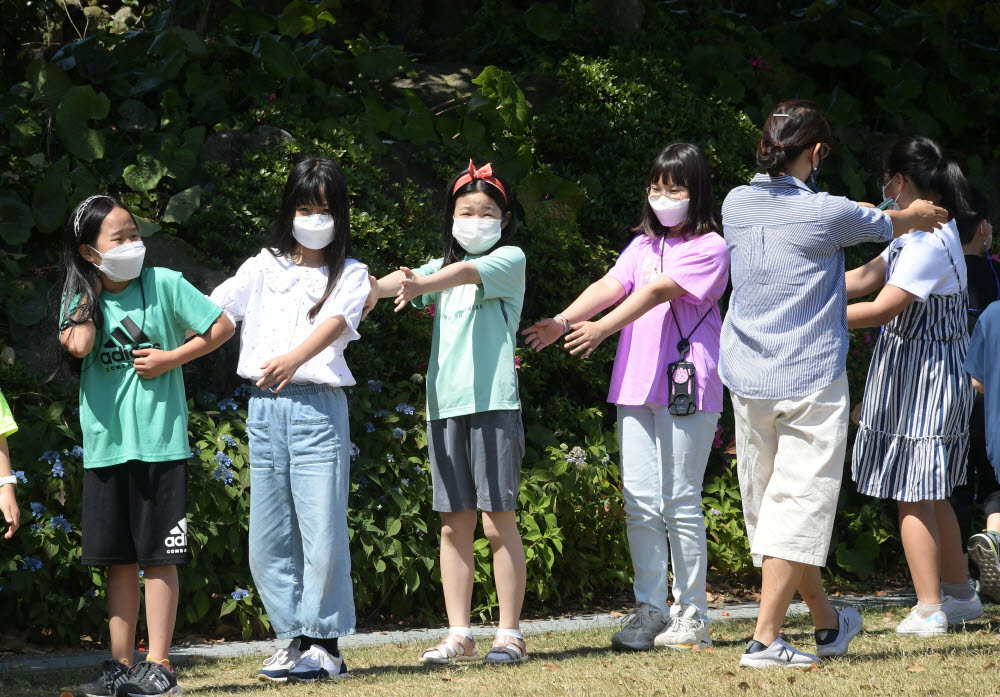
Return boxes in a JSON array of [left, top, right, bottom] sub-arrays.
[[258, 352, 304, 393], [361, 274, 379, 320], [0, 485, 19, 539], [132, 348, 177, 379], [564, 321, 610, 359], [850, 402, 863, 426], [522, 319, 564, 352], [394, 267, 423, 312]]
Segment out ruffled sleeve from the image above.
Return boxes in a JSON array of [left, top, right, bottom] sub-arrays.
[[209, 252, 263, 324], [312, 258, 371, 349]]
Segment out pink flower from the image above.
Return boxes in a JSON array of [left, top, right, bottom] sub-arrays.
[[514, 356, 522, 370], [991, 252, 1000, 264], [749, 55, 771, 70], [268, 93, 276, 101], [712, 424, 724, 450], [426, 303, 436, 318]]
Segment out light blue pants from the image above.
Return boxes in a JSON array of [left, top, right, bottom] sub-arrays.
[[617, 405, 719, 618], [247, 384, 355, 639]]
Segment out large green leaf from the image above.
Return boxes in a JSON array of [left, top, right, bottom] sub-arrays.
[[118, 99, 157, 131], [27, 59, 72, 105], [278, 0, 336, 37], [0, 194, 35, 245], [32, 162, 70, 234], [122, 153, 167, 192], [253, 34, 301, 81], [162, 186, 202, 224], [55, 85, 111, 161], [525, 2, 563, 41]]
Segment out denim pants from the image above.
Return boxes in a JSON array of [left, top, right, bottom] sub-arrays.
[[247, 384, 355, 639], [617, 404, 719, 618]]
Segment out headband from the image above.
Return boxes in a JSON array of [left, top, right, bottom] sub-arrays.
[[73, 195, 112, 238], [452, 160, 507, 203]]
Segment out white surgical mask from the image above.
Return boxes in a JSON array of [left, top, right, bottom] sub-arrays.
[[880, 177, 901, 211], [292, 214, 335, 250], [648, 196, 690, 228], [452, 217, 502, 255], [89, 241, 145, 282]]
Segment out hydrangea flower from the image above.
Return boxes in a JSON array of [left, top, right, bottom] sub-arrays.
[[138, 569, 144, 578], [231, 588, 250, 601], [85, 588, 96, 598], [709, 508, 723, 517], [30, 502, 46, 517], [13, 471, 26, 483], [38, 451, 61, 466], [386, 453, 394, 463], [401, 478, 410, 487], [395, 403, 415, 416], [23, 557, 42, 572], [51, 461, 65, 478], [218, 398, 239, 412], [373, 409, 388, 418], [234, 384, 251, 398], [566, 446, 587, 467], [51, 515, 71, 533], [213, 451, 233, 467], [364, 422, 375, 433], [367, 380, 382, 393], [68, 445, 84, 458], [31, 523, 42, 534], [193, 444, 202, 455], [350, 442, 360, 460], [213, 464, 235, 484], [221, 435, 237, 447], [413, 465, 425, 475], [393, 428, 405, 440]]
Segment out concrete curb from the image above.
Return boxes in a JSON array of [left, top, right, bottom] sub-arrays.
[[1, 593, 915, 674]]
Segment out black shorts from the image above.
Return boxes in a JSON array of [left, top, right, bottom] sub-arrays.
[[81, 459, 189, 567]]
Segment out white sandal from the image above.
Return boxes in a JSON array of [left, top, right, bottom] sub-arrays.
[[483, 635, 528, 664], [420, 634, 478, 664]]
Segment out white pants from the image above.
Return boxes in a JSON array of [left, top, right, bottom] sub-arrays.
[[618, 405, 720, 617], [731, 372, 848, 568]]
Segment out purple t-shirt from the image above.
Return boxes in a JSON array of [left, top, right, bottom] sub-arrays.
[[605, 232, 730, 411]]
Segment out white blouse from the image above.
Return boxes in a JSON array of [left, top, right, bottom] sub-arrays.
[[879, 220, 967, 301], [210, 249, 370, 386]]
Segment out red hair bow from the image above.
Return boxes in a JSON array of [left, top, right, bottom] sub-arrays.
[[452, 159, 507, 203]]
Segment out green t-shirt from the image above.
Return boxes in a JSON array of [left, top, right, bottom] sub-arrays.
[[71, 267, 221, 468], [0, 390, 17, 439], [412, 245, 526, 420]]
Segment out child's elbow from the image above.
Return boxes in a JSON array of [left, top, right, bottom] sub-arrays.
[[217, 314, 236, 341]]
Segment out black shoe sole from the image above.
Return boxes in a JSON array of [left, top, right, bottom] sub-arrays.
[[969, 536, 1000, 603], [610, 637, 654, 652]]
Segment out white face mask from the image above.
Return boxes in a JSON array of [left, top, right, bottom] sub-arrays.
[[89, 241, 145, 282], [452, 217, 502, 255], [292, 214, 335, 250], [880, 178, 901, 211], [648, 196, 690, 228]]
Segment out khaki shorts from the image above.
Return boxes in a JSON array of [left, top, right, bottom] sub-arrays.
[[732, 372, 848, 567]]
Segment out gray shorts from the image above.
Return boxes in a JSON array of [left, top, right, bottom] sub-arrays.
[[427, 409, 524, 512]]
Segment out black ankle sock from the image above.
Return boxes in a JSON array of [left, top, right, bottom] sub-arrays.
[[814, 628, 840, 645], [311, 637, 339, 657], [745, 639, 769, 654], [296, 635, 313, 650]]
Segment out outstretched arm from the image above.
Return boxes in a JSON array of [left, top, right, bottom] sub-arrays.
[[846, 284, 916, 329], [522, 276, 626, 351], [564, 276, 686, 358], [393, 263, 481, 312], [845, 255, 887, 299], [885, 200, 948, 238]]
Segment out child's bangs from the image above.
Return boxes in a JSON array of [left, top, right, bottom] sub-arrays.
[[288, 169, 330, 209], [648, 154, 689, 190]]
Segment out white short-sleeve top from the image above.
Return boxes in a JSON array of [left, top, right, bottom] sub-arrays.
[[210, 248, 370, 386]]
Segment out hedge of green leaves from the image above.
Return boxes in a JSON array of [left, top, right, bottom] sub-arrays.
[[2, 0, 996, 644]]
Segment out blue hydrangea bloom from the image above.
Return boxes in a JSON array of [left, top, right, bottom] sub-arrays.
[[393, 428, 405, 439], [213, 451, 233, 467], [218, 398, 239, 412], [85, 588, 96, 598], [213, 464, 235, 484], [387, 453, 394, 463], [364, 422, 375, 433], [68, 445, 85, 458], [395, 403, 415, 415], [350, 442, 360, 460], [373, 409, 388, 418], [51, 515, 71, 533], [231, 588, 250, 601], [221, 435, 237, 447], [234, 384, 251, 398], [31, 523, 42, 533], [401, 478, 410, 487], [13, 471, 26, 483], [367, 380, 382, 392], [51, 462, 65, 478], [23, 557, 42, 572], [38, 451, 61, 466], [30, 501, 46, 517], [138, 569, 144, 577]]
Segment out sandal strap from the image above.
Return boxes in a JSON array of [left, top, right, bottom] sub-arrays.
[[423, 634, 473, 659], [487, 637, 527, 660]]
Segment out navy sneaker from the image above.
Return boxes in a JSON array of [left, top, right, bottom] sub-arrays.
[[116, 661, 181, 696], [75, 660, 130, 697]]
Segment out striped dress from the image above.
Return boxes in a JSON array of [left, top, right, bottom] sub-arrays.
[[852, 242, 974, 501]]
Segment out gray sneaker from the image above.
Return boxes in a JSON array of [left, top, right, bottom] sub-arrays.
[[611, 603, 668, 651], [815, 606, 862, 657], [969, 531, 1000, 603], [739, 636, 819, 668]]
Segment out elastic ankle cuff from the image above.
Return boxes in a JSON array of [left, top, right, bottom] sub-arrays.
[[449, 626, 473, 640], [497, 628, 523, 640]]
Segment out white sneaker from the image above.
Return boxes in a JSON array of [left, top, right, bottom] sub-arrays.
[[258, 638, 302, 682], [287, 644, 348, 682], [942, 592, 984, 624], [895, 606, 947, 636], [739, 636, 819, 668], [653, 604, 712, 650], [815, 606, 863, 657]]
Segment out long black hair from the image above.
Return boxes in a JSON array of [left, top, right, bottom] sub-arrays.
[[271, 156, 352, 322], [56, 195, 137, 375], [885, 135, 971, 220], [440, 167, 517, 267], [956, 187, 990, 245], [635, 142, 720, 238]]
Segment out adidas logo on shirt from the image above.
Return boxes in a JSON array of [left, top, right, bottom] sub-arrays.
[[164, 518, 188, 554]]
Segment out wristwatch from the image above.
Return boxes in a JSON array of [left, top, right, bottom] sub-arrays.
[[0, 475, 16, 487]]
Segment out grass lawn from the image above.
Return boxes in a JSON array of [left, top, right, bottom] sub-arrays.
[[5, 607, 1000, 697]]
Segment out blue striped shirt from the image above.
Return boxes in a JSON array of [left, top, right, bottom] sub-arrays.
[[719, 174, 893, 399]]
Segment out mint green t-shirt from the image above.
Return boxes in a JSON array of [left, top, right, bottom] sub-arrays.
[[412, 245, 526, 420], [73, 267, 222, 468]]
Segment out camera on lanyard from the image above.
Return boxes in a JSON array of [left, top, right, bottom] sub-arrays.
[[668, 337, 697, 416]]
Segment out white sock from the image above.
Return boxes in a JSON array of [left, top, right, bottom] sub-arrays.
[[497, 628, 522, 640], [449, 626, 473, 640]]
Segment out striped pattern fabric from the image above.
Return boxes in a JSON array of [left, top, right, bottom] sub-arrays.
[[852, 243, 974, 501], [719, 174, 893, 400]]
